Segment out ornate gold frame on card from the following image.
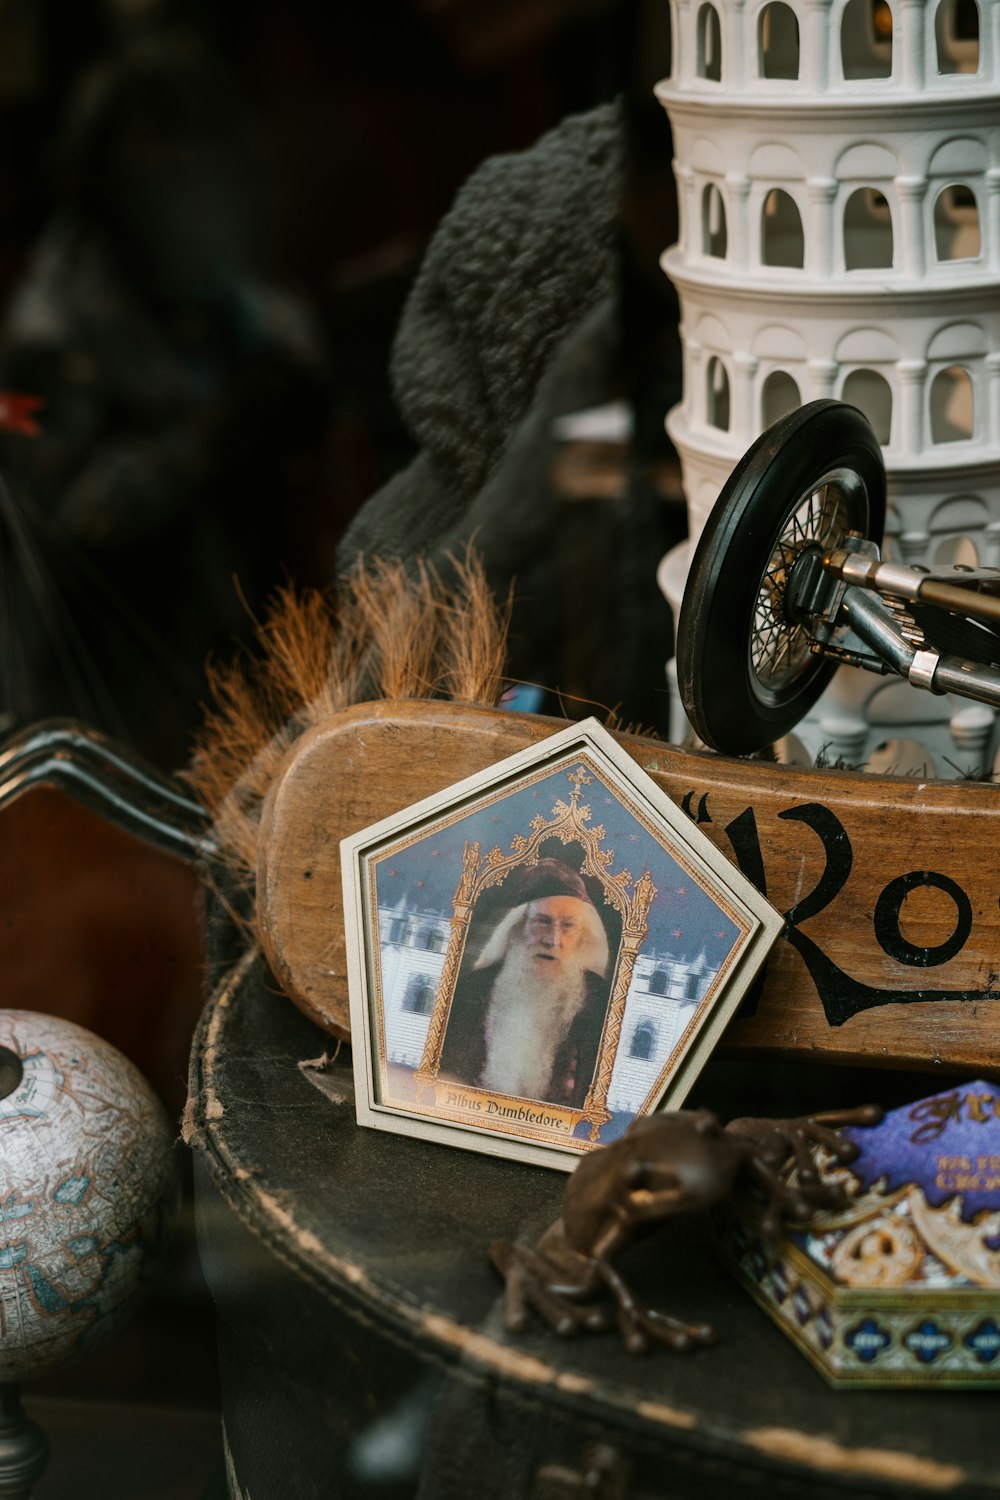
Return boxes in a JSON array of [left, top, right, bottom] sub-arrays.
[[341, 718, 784, 1170]]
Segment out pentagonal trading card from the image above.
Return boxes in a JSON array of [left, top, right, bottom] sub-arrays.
[[342, 718, 782, 1168]]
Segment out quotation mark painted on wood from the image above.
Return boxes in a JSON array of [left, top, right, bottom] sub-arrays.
[[681, 791, 712, 824]]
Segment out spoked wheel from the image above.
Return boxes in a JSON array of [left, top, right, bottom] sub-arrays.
[[677, 400, 886, 756]]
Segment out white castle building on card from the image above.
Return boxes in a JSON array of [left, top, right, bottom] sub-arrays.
[[603, 947, 712, 1115], [657, 0, 1000, 774], [377, 899, 713, 1116], [377, 901, 451, 1074]]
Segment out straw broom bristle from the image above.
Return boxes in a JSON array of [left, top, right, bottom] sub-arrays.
[[440, 548, 513, 705], [259, 585, 341, 725], [347, 557, 446, 702], [185, 550, 511, 887]]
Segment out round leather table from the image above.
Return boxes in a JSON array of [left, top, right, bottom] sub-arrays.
[[188, 947, 999, 1500]]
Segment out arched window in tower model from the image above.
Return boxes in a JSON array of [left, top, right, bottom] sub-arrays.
[[935, 0, 980, 74], [758, 2, 800, 78], [841, 0, 893, 80], [629, 1021, 657, 1061], [844, 187, 894, 270], [402, 974, 436, 1015], [706, 356, 731, 430], [702, 183, 728, 258], [930, 495, 987, 568], [761, 188, 804, 268], [930, 366, 975, 443], [932, 534, 979, 567], [842, 369, 893, 445], [696, 2, 723, 80], [761, 370, 801, 427], [934, 185, 981, 261]]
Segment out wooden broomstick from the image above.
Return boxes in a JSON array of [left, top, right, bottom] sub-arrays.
[[182, 551, 1000, 1078]]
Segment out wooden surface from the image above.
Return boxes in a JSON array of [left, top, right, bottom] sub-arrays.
[[256, 700, 1000, 1074]]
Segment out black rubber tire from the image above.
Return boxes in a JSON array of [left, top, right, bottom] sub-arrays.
[[677, 400, 886, 756]]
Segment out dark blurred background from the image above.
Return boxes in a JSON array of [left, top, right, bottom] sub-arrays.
[[0, 6, 682, 1491], [0, 0, 682, 771]]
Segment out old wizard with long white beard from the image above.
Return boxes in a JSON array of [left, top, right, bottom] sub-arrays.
[[440, 860, 613, 1108]]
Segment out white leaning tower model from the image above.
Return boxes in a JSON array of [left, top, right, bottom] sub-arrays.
[[657, 0, 1000, 774]]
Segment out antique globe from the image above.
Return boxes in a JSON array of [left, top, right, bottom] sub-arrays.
[[0, 1010, 178, 1495]]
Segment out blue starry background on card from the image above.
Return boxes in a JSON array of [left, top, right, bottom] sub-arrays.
[[374, 756, 741, 967]]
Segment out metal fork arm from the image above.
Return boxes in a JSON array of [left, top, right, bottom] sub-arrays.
[[0, 720, 217, 864], [918, 578, 1000, 626], [841, 589, 1000, 711], [841, 588, 915, 676], [831, 551, 1000, 628]]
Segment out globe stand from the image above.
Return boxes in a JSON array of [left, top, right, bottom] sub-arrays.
[[0, 1386, 48, 1499]]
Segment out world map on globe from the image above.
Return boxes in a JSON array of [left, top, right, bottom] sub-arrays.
[[0, 1010, 177, 1381]]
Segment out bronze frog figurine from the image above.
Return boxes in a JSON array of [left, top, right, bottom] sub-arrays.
[[491, 1104, 881, 1354]]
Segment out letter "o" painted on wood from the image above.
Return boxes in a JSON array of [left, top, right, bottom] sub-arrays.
[[874, 871, 973, 968]]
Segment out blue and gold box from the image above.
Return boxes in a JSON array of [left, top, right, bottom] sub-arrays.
[[716, 1082, 1000, 1386]]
